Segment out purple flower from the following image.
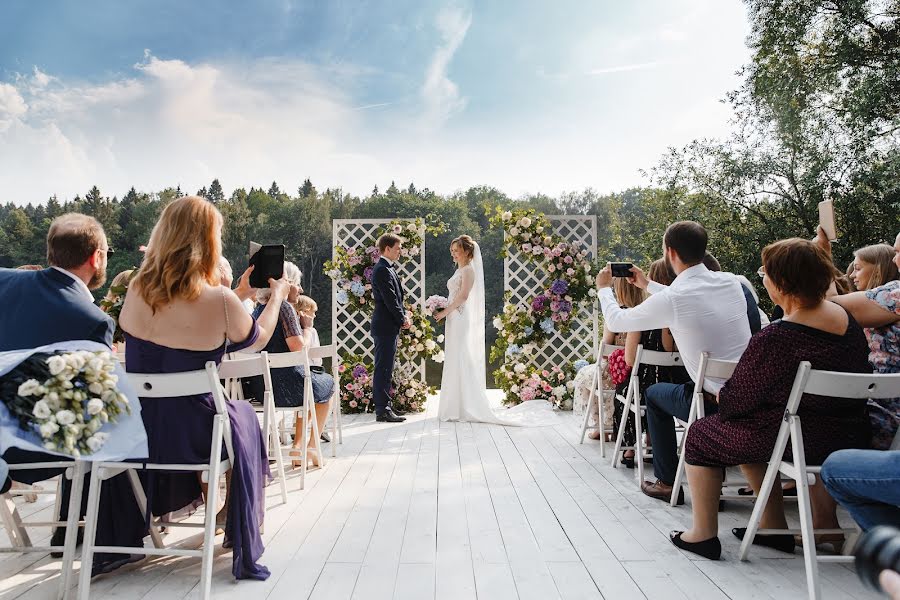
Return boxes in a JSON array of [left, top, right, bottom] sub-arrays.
[[532, 295, 548, 312], [364, 266, 374, 281], [550, 280, 569, 295], [352, 365, 367, 379], [558, 300, 572, 313]]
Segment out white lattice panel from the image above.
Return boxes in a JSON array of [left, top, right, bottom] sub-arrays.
[[332, 219, 425, 381], [504, 215, 598, 369]]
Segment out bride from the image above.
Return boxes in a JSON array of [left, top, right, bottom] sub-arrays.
[[435, 235, 553, 425]]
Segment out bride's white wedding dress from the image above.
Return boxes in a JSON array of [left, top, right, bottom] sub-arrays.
[[438, 243, 554, 425]]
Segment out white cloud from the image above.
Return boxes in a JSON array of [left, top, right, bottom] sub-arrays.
[[588, 62, 661, 75], [0, 83, 28, 132], [421, 5, 471, 128]]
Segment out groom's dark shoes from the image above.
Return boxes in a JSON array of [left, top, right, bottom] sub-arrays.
[[376, 408, 406, 423]]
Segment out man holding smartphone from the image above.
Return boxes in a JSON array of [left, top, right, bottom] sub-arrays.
[[595, 221, 752, 503]]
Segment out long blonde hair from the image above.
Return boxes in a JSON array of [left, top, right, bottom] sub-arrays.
[[133, 196, 223, 312], [613, 276, 646, 308], [854, 243, 899, 290]]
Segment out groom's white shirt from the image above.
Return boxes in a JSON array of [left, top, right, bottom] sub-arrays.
[[382, 257, 394, 267]]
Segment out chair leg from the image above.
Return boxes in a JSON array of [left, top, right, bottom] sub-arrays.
[[58, 462, 86, 600], [335, 396, 344, 445], [300, 402, 309, 491], [0, 493, 30, 548], [311, 405, 324, 468], [126, 470, 165, 549], [77, 465, 105, 600], [579, 370, 597, 445], [270, 405, 287, 504], [790, 420, 822, 600], [200, 417, 225, 600], [671, 401, 698, 506], [610, 390, 631, 469], [739, 421, 792, 561]]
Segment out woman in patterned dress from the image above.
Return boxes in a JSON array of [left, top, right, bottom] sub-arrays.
[[670, 239, 872, 561]]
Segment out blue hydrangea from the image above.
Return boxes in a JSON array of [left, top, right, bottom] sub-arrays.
[[574, 359, 590, 371], [524, 326, 534, 336], [505, 344, 521, 356], [350, 281, 366, 297], [540, 318, 555, 334], [336, 290, 349, 305]]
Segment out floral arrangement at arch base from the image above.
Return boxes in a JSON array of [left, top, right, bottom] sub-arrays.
[[488, 206, 599, 409], [325, 216, 447, 414]]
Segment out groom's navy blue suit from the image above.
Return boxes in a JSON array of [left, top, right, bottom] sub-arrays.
[[370, 257, 405, 416]]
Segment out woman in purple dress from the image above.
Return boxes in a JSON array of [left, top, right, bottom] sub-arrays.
[[107, 196, 290, 580], [670, 239, 871, 561]]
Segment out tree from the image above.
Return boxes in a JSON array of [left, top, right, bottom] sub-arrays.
[[268, 181, 281, 199], [207, 179, 225, 204], [196, 186, 208, 200], [299, 178, 316, 199]]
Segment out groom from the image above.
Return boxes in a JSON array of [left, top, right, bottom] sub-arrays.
[[370, 233, 410, 423]]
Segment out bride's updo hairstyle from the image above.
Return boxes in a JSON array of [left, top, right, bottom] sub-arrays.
[[133, 195, 223, 313], [452, 235, 476, 260]]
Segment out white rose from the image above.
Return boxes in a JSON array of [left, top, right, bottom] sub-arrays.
[[416, 343, 424, 352], [17, 379, 41, 397], [588, 288, 598, 297], [519, 217, 531, 227], [434, 351, 445, 363], [553, 386, 566, 396], [509, 227, 520, 237], [425, 340, 436, 351], [404, 389, 415, 398], [501, 211, 512, 221], [514, 363, 526, 374], [407, 223, 417, 232], [411, 246, 420, 256], [536, 226, 544, 233], [39, 421, 59, 438], [507, 335, 515, 343], [511, 385, 519, 393], [32, 400, 51, 419], [56, 410, 76, 426], [88, 382, 104, 395], [47, 355, 66, 376], [86, 432, 109, 453], [437, 335, 445, 343], [87, 398, 105, 415], [493, 318, 503, 329]]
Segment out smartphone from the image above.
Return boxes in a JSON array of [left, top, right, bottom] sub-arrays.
[[610, 262, 634, 277], [818, 199, 837, 241], [248, 244, 285, 288]]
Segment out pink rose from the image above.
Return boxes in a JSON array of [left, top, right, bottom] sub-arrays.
[[541, 370, 550, 377], [338, 364, 347, 373], [542, 383, 552, 392], [349, 400, 358, 408], [354, 390, 364, 398], [566, 268, 575, 276], [564, 256, 573, 264]]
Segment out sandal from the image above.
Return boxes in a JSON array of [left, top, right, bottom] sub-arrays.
[[587, 431, 603, 441], [289, 447, 321, 469]]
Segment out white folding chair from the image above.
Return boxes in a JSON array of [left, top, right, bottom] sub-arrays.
[[578, 341, 623, 455], [0, 460, 89, 600], [307, 344, 343, 456], [78, 362, 232, 600], [610, 346, 683, 485], [670, 352, 740, 506], [738, 363, 900, 600], [219, 352, 287, 504], [264, 348, 326, 491]]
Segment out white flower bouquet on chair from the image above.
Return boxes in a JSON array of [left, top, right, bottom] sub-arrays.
[[0, 346, 136, 457]]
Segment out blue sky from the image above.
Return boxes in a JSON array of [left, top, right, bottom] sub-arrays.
[[0, 0, 750, 203]]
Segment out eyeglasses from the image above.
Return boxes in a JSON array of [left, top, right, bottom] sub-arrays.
[[756, 266, 766, 279]]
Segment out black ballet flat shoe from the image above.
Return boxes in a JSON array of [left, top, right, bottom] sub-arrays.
[[620, 455, 635, 469], [670, 531, 721, 560], [731, 527, 795, 554]]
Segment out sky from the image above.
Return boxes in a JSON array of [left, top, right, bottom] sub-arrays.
[[0, 0, 751, 205]]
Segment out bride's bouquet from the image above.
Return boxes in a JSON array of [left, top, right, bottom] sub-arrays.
[[424, 295, 448, 316], [0, 350, 132, 457]]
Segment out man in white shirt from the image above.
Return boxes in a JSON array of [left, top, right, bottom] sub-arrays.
[[595, 221, 752, 503]]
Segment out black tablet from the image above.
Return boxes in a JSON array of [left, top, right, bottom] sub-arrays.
[[249, 244, 285, 288]]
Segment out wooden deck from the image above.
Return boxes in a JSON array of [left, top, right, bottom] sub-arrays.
[[0, 393, 879, 600]]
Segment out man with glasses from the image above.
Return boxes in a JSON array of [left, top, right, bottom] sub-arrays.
[[0, 213, 115, 550]]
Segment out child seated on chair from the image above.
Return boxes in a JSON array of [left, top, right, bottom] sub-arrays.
[[294, 295, 322, 366]]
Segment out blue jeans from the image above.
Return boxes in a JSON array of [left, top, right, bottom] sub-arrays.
[[645, 382, 718, 485], [820, 449, 900, 531]]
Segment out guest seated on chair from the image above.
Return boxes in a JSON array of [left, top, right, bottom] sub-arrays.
[[670, 238, 872, 560], [832, 231, 900, 449], [595, 221, 753, 504], [115, 195, 289, 580], [245, 263, 335, 468], [294, 295, 322, 366]]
